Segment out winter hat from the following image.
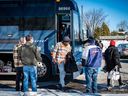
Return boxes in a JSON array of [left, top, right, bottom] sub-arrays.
[[110, 40, 115, 46], [88, 37, 95, 45], [63, 36, 71, 42], [26, 34, 32, 41]]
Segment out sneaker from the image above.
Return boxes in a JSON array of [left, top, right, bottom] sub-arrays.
[[23, 92, 28, 96], [61, 87, 66, 92], [56, 84, 62, 89], [119, 84, 125, 88], [107, 86, 112, 91]]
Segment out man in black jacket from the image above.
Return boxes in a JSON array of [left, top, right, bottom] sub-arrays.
[[104, 40, 123, 90]]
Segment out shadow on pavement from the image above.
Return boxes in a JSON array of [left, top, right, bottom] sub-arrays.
[[71, 79, 85, 84], [120, 71, 128, 74], [0, 84, 14, 89], [98, 81, 128, 94], [120, 59, 128, 63]]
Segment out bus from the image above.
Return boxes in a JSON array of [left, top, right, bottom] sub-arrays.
[[0, 0, 86, 80]]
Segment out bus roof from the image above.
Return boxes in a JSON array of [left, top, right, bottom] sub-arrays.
[[0, 0, 79, 17]]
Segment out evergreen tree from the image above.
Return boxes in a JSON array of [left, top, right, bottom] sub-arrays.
[[101, 22, 110, 36], [94, 27, 102, 38], [94, 22, 110, 38]]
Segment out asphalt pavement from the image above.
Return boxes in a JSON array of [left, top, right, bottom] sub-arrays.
[[0, 88, 128, 96], [0, 59, 128, 96]]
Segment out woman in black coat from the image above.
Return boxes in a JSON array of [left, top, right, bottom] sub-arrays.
[[104, 40, 123, 89]]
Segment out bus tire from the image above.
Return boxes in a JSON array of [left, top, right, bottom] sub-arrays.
[[37, 55, 52, 81]]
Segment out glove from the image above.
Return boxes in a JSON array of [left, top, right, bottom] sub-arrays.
[[102, 66, 107, 73]]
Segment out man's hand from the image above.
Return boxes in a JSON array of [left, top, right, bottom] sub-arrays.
[[52, 59, 56, 64], [115, 65, 119, 69]]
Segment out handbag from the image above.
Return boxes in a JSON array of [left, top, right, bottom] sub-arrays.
[[64, 52, 78, 73], [112, 70, 120, 80], [108, 66, 120, 80]]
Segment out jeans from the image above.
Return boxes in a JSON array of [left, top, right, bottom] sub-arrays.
[[23, 66, 37, 92], [84, 67, 98, 93], [57, 62, 66, 87], [16, 67, 23, 91]]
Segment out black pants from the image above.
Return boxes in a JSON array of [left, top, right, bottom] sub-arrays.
[[16, 67, 23, 91]]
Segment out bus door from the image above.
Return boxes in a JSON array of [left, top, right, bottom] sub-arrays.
[[57, 14, 71, 42]]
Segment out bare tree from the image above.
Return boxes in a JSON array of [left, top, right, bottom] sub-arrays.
[[117, 20, 128, 31], [83, 9, 107, 36]]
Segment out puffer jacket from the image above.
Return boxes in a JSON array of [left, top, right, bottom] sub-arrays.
[[104, 46, 122, 72]]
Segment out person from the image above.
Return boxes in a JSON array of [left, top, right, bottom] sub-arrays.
[[82, 37, 102, 93], [18, 35, 42, 95], [13, 37, 26, 91], [52, 36, 71, 90], [95, 39, 103, 49], [104, 40, 123, 90]]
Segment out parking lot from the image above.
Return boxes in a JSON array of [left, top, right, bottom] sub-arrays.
[[0, 59, 128, 96]]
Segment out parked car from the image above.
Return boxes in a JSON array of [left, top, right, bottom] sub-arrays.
[[117, 43, 128, 57]]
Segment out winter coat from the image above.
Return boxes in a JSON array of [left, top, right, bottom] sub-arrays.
[[18, 42, 42, 66], [52, 42, 71, 64], [82, 44, 102, 68], [104, 46, 122, 72]]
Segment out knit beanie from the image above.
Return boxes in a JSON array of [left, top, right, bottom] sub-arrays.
[[110, 40, 115, 46], [88, 38, 95, 45]]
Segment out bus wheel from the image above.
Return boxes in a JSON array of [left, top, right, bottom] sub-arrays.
[[37, 63, 47, 77], [37, 56, 52, 81]]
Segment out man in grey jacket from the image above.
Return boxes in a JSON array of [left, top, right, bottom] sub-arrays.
[[18, 35, 42, 95]]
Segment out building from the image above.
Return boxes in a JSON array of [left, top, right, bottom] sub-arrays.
[[99, 36, 128, 52]]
